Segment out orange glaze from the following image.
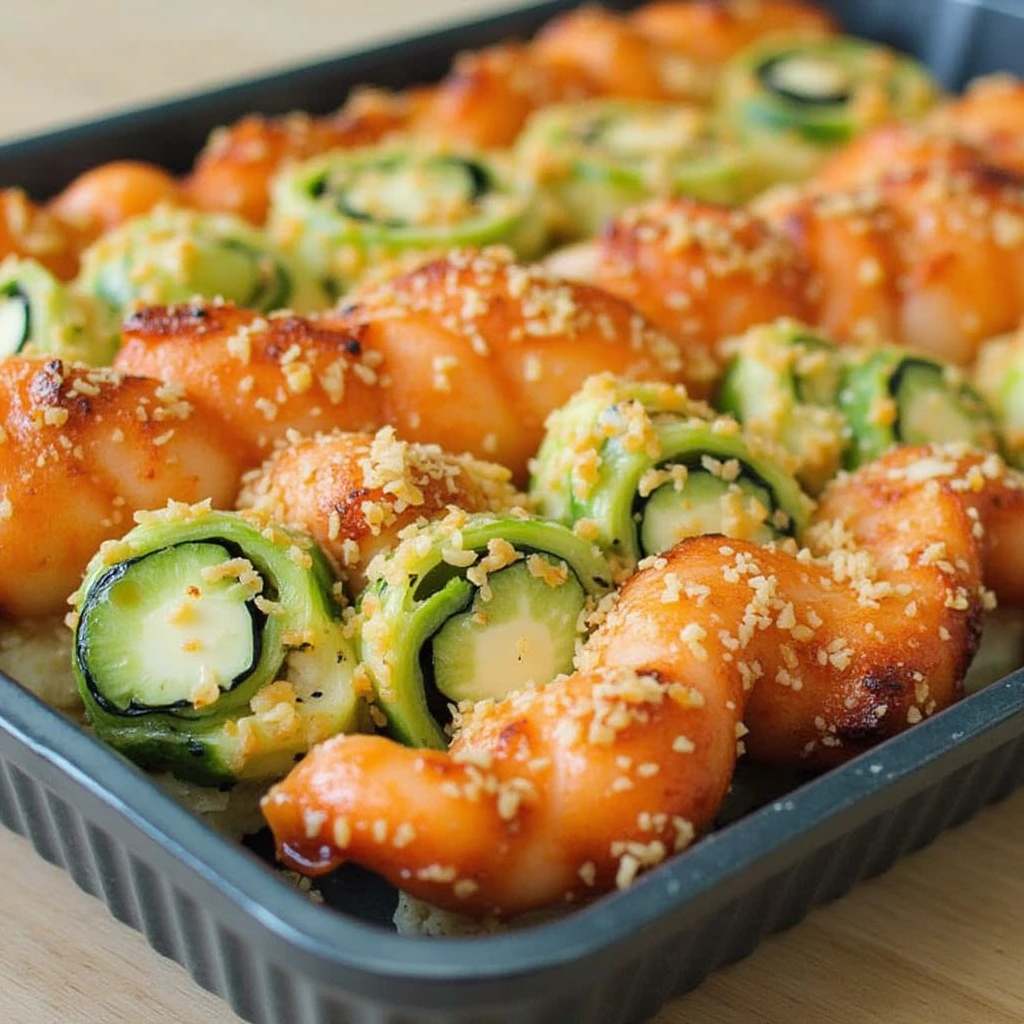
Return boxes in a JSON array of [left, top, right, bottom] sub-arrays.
[[583, 199, 814, 385], [768, 165, 1024, 364], [337, 247, 701, 478], [261, 442, 1020, 916], [49, 161, 182, 243], [0, 188, 83, 280], [630, 0, 837, 66], [237, 427, 525, 593], [0, 357, 245, 619], [935, 74, 1024, 177], [531, 6, 713, 102], [411, 44, 596, 148], [184, 102, 409, 225]]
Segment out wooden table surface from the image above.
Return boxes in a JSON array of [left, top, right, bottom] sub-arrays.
[[2, 2, 1024, 1022]]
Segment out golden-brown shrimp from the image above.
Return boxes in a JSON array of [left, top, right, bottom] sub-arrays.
[[262, 442, 1017, 915], [237, 427, 526, 592], [410, 44, 595, 148], [49, 161, 182, 243], [0, 188, 83, 280], [769, 166, 1024, 363], [531, 6, 714, 102], [113, 303, 386, 467], [338, 247, 701, 476], [630, 0, 837, 66], [0, 357, 245, 619], [184, 103, 408, 225], [933, 74, 1024, 178], [578, 199, 815, 383]]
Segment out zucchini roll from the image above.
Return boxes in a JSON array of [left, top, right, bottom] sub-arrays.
[[716, 35, 938, 184], [516, 99, 752, 240], [359, 511, 613, 748], [531, 375, 810, 568], [237, 427, 526, 595], [839, 348, 998, 469], [717, 320, 845, 493], [268, 147, 547, 296], [973, 329, 1024, 468], [0, 257, 114, 364], [76, 206, 325, 328], [71, 506, 362, 785]]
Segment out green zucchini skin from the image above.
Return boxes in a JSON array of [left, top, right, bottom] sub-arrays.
[[530, 375, 811, 569], [516, 99, 753, 241], [75, 206, 324, 332], [268, 146, 548, 295], [358, 512, 613, 749], [975, 330, 1024, 469], [839, 348, 999, 468], [71, 506, 362, 785], [716, 35, 938, 185], [717, 320, 846, 494], [0, 256, 115, 364]]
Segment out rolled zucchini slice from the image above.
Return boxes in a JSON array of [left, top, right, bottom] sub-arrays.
[[359, 512, 613, 748], [716, 35, 938, 184], [76, 206, 324, 329], [0, 257, 114, 364], [71, 506, 362, 785], [268, 146, 548, 295], [974, 331, 1024, 469], [531, 375, 811, 568], [516, 100, 752, 240], [717, 320, 846, 494], [839, 348, 998, 468]]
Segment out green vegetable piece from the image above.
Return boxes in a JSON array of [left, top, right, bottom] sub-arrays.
[[0, 256, 115, 364], [839, 348, 998, 468], [269, 146, 548, 295], [72, 508, 362, 785], [716, 34, 938, 185], [974, 330, 1024, 469], [531, 375, 811, 569], [717, 320, 846, 494], [517, 99, 753, 241], [358, 513, 612, 749]]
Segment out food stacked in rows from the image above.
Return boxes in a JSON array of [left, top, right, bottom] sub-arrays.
[[3, 0, 1024, 927]]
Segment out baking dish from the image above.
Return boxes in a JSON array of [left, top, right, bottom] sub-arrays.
[[2, 1, 1024, 1022]]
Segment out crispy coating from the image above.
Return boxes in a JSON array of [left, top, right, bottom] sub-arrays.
[[630, 0, 836, 66], [0, 188, 83, 281], [49, 161, 182, 243], [237, 427, 526, 592], [0, 357, 245, 618], [262, 443, 1019, 915]]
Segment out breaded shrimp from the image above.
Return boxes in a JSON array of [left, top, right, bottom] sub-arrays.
[[933, 74, 1024, 178], [49, 161, 182, 243], [562, 199, 814, 385], [184, 103, 408, 225], [410, 44, 595, 149], [237, 426, 526, 592], [532, 6, 714, 103], [262, 442, 1017, 915], [630, 0, 837, 66], [0, 357, 245, 619], [769, 166, 1024, 363], [338, 247, 702, 475], [0, 188, 83, 281]]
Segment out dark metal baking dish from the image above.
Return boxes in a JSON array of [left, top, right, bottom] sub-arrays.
[[2, 2, 1024, 1022]]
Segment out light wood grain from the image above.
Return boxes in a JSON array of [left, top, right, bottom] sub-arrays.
[[1, 2, 1023, 1022]]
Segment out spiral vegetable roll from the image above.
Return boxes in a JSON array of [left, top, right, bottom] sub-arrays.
[[717, 35, 938, 184], [531, 375, 810, 567], [71, 505, 363, 785], [516, 99, 752, 240], [839, 348, 998, 468], [269, 147, 547, 297], [717, 320, 845, 493], [358, 511, 613, 748], [0, 257, 114, 364], [975, 327, 1024, 468], [76, 206, 323, 330]]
